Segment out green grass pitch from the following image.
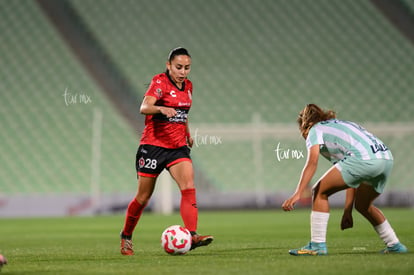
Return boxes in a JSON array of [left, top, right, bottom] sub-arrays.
[[0, 208, 413, 274]]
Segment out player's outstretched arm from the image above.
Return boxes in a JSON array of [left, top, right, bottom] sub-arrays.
[[282, 145, 319, 211]]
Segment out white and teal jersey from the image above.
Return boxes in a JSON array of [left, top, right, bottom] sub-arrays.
[[306, 119, 393, 164]]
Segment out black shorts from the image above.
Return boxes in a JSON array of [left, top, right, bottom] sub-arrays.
[[136, 144, 191, 177]]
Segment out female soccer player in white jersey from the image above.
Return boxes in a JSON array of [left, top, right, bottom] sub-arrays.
[[282, 104, 407, 255], [119, 47, 213, 255]]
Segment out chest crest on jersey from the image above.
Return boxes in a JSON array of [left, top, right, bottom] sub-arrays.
[[156, 88, 162, 98]]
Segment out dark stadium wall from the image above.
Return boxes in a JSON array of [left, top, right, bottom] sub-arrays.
[[371, 0, 414, 46]]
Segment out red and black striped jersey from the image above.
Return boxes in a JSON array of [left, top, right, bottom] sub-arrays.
[[139, 72, 193, 149]]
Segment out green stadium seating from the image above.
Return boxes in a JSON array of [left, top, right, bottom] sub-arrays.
[[1, 0, 413, 203], [0, 0, 137, 195]]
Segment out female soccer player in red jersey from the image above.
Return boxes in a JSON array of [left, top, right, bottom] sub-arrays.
[[120, 47, 213, 255]]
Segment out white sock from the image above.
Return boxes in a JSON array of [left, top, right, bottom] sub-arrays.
[[374, 220, 399, 247], [311, 211, 330, 243]]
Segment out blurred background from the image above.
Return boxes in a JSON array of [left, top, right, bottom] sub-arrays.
[[0, 0, 413, 216]]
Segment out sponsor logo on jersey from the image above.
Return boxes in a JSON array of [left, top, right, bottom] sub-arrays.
[[152, 108, 188, 123], [170, 90, 177, 97], [370, 143, 388, 154], [169, 109, 188, 123]]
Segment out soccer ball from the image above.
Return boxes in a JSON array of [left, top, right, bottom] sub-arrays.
[[161, 225, 192, 255]]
